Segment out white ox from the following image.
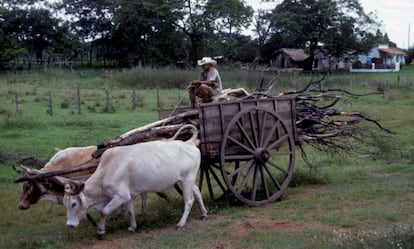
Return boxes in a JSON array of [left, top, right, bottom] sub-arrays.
[[62, 124, 208, 238]]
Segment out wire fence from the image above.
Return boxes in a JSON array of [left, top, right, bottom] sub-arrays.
[[6, 87, 187, 118]]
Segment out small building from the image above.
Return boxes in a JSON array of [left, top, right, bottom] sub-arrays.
[[373, 44, 406, 65], [350, 44, 406, 72], [312, 49, 338, 70], [270, 48, 309, 69]]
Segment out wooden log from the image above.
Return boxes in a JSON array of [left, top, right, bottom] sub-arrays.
[[95, 110, 198, 149], [93, 120, 199, 159], [14, 164, 98, 183], [118, 109, 198, 140]]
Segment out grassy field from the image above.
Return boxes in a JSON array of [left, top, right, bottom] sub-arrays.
[[0, 67, 413, 249]]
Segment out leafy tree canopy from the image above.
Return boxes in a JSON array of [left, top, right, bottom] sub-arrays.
[[0, 0, 396, 69], [270, 0, 380, 58]]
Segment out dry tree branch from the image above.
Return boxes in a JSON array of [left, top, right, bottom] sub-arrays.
[[280, 76, 395, 165]]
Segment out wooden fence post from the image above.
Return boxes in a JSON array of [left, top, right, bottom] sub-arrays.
[[48, 90, 53, 116], [76, 86, 81, 114], [105, 88, 110, 112], [132, 88, 137, 110], [397, 70, 400, 85], [156, 87, 161, 111], [14, 92, 19, 116]]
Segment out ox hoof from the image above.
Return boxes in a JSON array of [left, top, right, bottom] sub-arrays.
[[201, 215, 208, 221], [128, 227, 136, 233], [97, 229, 106, 240], [175, 225, 186, 232]]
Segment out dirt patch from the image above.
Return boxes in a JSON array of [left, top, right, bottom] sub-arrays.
[[67, 186, 333, 248], [243, 219, 304, 231], [375, 172, 396, 177], [66, 218, 321, 249], [230, 218, 328, 236], [285, 186, 325, 200], [0, 150, 47, 168], [68, 235, 137, 249]]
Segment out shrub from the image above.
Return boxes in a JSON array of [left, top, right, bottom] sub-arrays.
[[60, 102, 69, 109], [0, 109, 12, 117]]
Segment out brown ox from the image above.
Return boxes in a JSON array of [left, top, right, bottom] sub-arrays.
[[14, 146, 99, 210]]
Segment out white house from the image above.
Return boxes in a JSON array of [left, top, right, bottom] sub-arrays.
[[350, 44, 406, 72]]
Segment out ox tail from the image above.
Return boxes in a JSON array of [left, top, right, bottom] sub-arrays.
[[169, 124, 198, 143]]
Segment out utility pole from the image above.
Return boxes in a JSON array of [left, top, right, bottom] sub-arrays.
[[408, 23, 411, 49]]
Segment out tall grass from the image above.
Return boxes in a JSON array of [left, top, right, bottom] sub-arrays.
[[110, 65, 414, 97], [112, 66, 308, 91]]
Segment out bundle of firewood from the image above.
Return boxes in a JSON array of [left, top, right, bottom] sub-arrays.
[[280, 76, 393, 159]]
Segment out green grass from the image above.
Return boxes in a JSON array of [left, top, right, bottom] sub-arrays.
[[0, 67, 414, 248]]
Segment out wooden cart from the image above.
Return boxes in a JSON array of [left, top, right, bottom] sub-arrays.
[[161, 96, 297, 206]]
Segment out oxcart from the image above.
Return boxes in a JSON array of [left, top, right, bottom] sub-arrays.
[[15, 94, 298, 207], [15, 75, 393, 209]]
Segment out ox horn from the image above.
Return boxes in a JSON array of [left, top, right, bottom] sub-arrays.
[[13, 165, 40, 175], [13, 165, 41, 183], [13, 165, 29, 175], [52, 176, 68, 187], [64, 181, 85, 195]]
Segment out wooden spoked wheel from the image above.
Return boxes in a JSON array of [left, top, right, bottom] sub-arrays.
[[198, 157, 228, 200], [220, 106, 295, 206]]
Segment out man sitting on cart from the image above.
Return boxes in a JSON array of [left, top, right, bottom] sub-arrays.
[[188, 57, 222, 108]]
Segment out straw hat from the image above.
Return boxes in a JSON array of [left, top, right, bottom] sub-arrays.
[[197, 57, 217, 66]]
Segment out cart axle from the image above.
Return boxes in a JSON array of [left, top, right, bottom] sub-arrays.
[[254, 148, 270, 164]]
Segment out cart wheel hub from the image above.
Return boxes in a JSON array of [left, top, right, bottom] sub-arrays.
[[254, 148, 269, 164]]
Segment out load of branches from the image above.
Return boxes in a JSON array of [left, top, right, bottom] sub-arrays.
[[281, 75, 394, 161], [92, 75, 393, 164]]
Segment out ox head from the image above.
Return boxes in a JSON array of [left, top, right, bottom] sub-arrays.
[[14, 166, 66, 209], [14, 165, 43, 210], [63, 180, 87, 228]]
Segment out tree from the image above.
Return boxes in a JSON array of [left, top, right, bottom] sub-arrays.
[[59, 0, 114, 66], [52, 22, 82, 68], [0, 7, 24, 69], [6, 7, 61, 69], [204, 0, 253, 36], [250, 9, 273, 67], [109, 0, 184, 66], [172, 0, 210, 64], [270, 0, 379, 69], [204, 0, 253, 61]]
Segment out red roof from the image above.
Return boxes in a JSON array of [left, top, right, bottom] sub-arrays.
[[378, 47, 406, 56]]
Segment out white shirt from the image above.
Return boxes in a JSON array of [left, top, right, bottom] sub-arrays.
[[198, 67, 222, 90]]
